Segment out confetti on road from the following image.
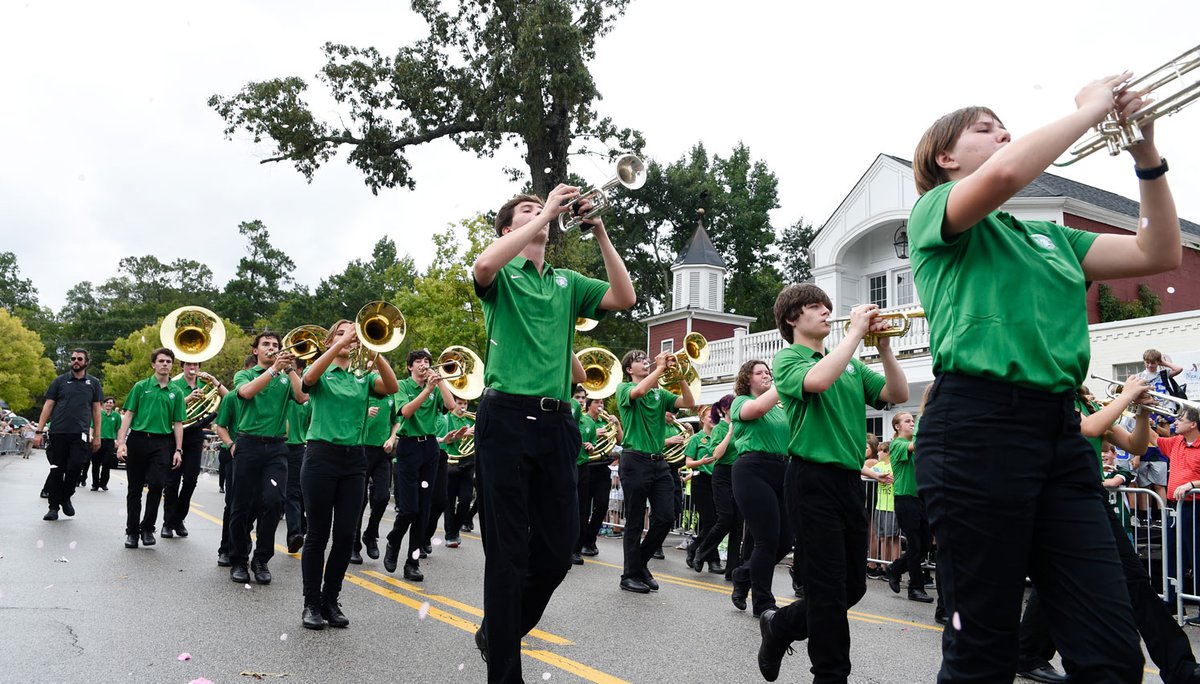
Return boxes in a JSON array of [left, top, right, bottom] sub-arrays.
[[178, 653, 192, 661], [245, 584, 252, 590], [458, 664, 465, 671], [189, 679, 213, 684], [418, 602, 430, 620], [432, 538, 443, 546], [69, 541, 77, 550], [543, 673, 552, 680], [54, 557, 69, 563], [36, 540, 44, 549]]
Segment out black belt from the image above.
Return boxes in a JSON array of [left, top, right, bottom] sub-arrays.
[[741, 450, 787, 462], [623, 449, 664, 462], [129, 430, 172, 439], [238, 434, 286, 444], [481, 388, 571, 414], [400, 434, 435, 442]]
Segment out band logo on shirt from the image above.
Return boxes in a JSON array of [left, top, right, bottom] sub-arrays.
[[1031, 234, 1056, 250], [555, 275, 568, 288]]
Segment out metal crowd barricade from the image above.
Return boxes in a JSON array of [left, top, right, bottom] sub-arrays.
[[0, 434, 25, 455], [1111, 487, 1171, 607], [1174, 490, 1200, 624], [201, 445, 220, 474]]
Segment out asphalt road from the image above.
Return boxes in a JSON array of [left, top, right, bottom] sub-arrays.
[[1, 452, 1187, 683]]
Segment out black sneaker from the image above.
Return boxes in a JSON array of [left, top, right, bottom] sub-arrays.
[[652, 547, 665, 560], [174, 522, 189, 538], [757, 609, 793, 682], [581, 545, 599, 557], [474, 626, 488, 662], [321, 599, 349, 628], [571, 552, 584, 565], [140, 530, 156, 546], [43, 507, 59, 521], [349, 549, 364, 565], [124, 534, 138, 549], [908, 587, 935, 603], [403, 563, 424, 582], [61, 499, 75, 517], [288, 534, 304, 554], [362, 536, 379, 559], [302, 604, 327, 630], [384, 543, 399, 573], [161, 527, 175, 539], [230, 564, 250, 584], [251, 559, 272, 585], [217, 552, 232, 567]]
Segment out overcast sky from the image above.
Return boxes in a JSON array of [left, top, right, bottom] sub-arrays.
[[4, 0, 1197, 312]]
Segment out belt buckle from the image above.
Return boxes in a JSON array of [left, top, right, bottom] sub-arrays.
[[539, 397, 560, 412]]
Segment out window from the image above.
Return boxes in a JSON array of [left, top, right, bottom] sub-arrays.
[[866, 416, 883, 440], [868, 273, 888, 308], [673, 272, 683, 309], [708, 273, 719, 310], [895, 268, 913, 306], [1112, 362, 1143, 381], [689, 272, 701, 307], [661, 338, 674, 354]]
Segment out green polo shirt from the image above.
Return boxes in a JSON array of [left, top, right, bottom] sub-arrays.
[[233, 365, 294, 438], [710, 418, 739, 466], [910, 181, 1099, 393], [362, 393, 397, 447], [475, 256, 610, 402], [731, 395, 789, 456], [572, 398, 583, 423], [890, 435, 916, 497], [1076, 397, 1104, 471], [170, 375, 209, 404], [215, 391, 240, 435], [286, 400, 311, 446], [305, 367, 378, 446], [774, 343, 887, 471], [443, 411, 473, 457], [578, 413, 598, 466], [616, 381, 679, 454], [684, 430, 714, 475], [99, 410, 121, 440], [124, 375, 186, 435], [396, 376, 441, 437]]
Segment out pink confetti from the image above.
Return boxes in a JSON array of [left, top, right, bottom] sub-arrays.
[[419, 602, 430, 620], [952, 611, 962, 631], [280, 633, 288, 641], [543, 673, 552, 680], [36, 540, 44, 549], [411, 550, 421, 561], [189, 679, 213, 684], [44, 584, 54, 590], [270, 479, 278, 487], [421, 481, 429, 489], [432, 538, 443, 546], [69, 541, 77, 550], [458, 664, 465, 671], [244, 584, 252, 590], [178, 652, 192, 661]]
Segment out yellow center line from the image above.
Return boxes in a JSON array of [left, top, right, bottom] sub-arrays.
[[523, 650, 630, 684], [579, 558, 732, 592]]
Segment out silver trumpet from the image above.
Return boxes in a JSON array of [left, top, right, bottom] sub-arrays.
[[1090, 373, 1199, 419], [558, 154, 647, 233]]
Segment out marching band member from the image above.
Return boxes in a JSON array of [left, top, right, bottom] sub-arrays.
[[116, 347, 185, 549], [884, 412, 933, 603], [576, 397, 622, 560], [908, 73, 1181, 681], [161, 360, 228, 539], [384, 349, 455, 581], [615, 349, 695, 593], [299, 319, 398, 630], [352, 369, 396, 564], [689, 395, 734, 576], [90, 397, 120, 492], [442, 395, 475, 548], [283, 361, 311, 555], [228, 333, 304, 586], [683, 405, 719, 571], [757, 285, 904, 682], [470, 187, 634, 683], [214, 354, 255, 568]]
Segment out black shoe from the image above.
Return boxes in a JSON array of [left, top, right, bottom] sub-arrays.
[[302, 604, 327, 630], [363, 537, 379, 559], [690, 557, 704, 573], [620, 577, 651, 594], [1017, 664, 1069, 683], [908, 587, 934, 603], [571, 552, 584, 565], [731, 582, 749, 611], [420, 545, 431, 559], [90, 486, 99, 491], [43, 507, 59, 521], [758, 609, 793, 682], [40, 490, 49, 499], [217, 552, 232, 567], [251, 559, 272, 585], [321, 599, 349, 628], [463, 523, 474, 532], [349, 549, 363, 565], [141, 530, 155, 546], [641, 569, 659, 591], [652, 547, 665, 560], [384, 544, 399, 573], [219, 486, 225, 494], [100, 486, 108, 491], [708, 561, 725, 574], [934, 611, 948, 626], [231, 564, 251, 584], [161, 527, 175, 539], [887, 565, 901, 594], [174, 522, 188, 538], [287, 534, 304, 554], [61, 499, 75, 517], [403, 563, 424, 582], [474, 627, 488, 663], [580, 545, 599, 557], [124, 534, 138, 549]]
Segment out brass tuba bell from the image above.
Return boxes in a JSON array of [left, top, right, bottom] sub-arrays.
[[160, 306, 226, 364]]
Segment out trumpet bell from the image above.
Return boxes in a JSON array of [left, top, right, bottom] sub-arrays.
[[278, 325, 329, 361], [437, 346, 485, 400], [575, 317, 599, 332], [160, 306, 226, 364], [559, 154, 647, 233], [575, 347, 621, 399], [356, 301, 406, 354]]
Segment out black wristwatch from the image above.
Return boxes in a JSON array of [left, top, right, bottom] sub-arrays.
[[1135, 157, 1168, 181]]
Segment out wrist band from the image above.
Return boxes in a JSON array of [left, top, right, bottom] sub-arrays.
[[1135, 157, 1168, 181]]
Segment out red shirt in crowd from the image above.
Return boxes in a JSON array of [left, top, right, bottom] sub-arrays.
[[1161, 434, 1200, 502]]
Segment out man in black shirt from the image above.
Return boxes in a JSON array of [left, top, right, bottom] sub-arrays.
[[34, 348, 103, 521]]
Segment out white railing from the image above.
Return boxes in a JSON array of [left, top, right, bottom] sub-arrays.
[[698, 306, 930, 380]]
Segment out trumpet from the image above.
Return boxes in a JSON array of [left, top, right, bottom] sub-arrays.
[[349, 301, 406, 376], [1091, 373, 1199, 419], [558, 154, 647, 233], [828, 309, 925, 347], [575, 347, 621, 399], [1056, 44, 1200, 166], [435, 346, 485, 400]]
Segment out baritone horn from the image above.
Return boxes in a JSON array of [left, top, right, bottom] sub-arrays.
[[1056, 44, 1200, 166], [558, 154, 647, 233], [160, 306, 226, 364], [575, 347, 621, 399], [436, 346, 485, 400]]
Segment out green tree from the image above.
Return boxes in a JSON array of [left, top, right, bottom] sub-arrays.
[[1096, 283, 1163, 323], [0, 308, 57, 413], [208, 0, 642, 205], [101, 319, 255, 404], [0, 252, 38, 313], [218, 220, 298, 327], [777, 218, 816, 284]]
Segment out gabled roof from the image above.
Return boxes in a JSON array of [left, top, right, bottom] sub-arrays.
[[884, 154, 1200, 236], [673, 221, 725, 268]]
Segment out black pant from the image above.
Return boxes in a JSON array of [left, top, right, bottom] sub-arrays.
[[125, 431, 172, 535], [91, 438, 116, 489], [300, 441, 366, 605], [386, 436, 438, 566], [770, 460, 867, 683], [732, 452, 791, 614], [423, 450, 449, 546], [891, 494, 930, 590], [162, 430, 204, 530], [285, 443, 307, 539], [919, 372, 1141, 684], [355, 445, 392, 549], [218, 448, 232, 489], [690, 472, 720, 564], [475, 392, 580, 684], [618, 451, 675, 580], [574, 461, 609, 551], [693, 463, 742, 578], [229, 436, 288, 566], [445, 461, 475, 539], [46, 434, 90, 509]]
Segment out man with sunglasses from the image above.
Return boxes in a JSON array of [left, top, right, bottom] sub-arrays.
[[34, 348, 103, 522]]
